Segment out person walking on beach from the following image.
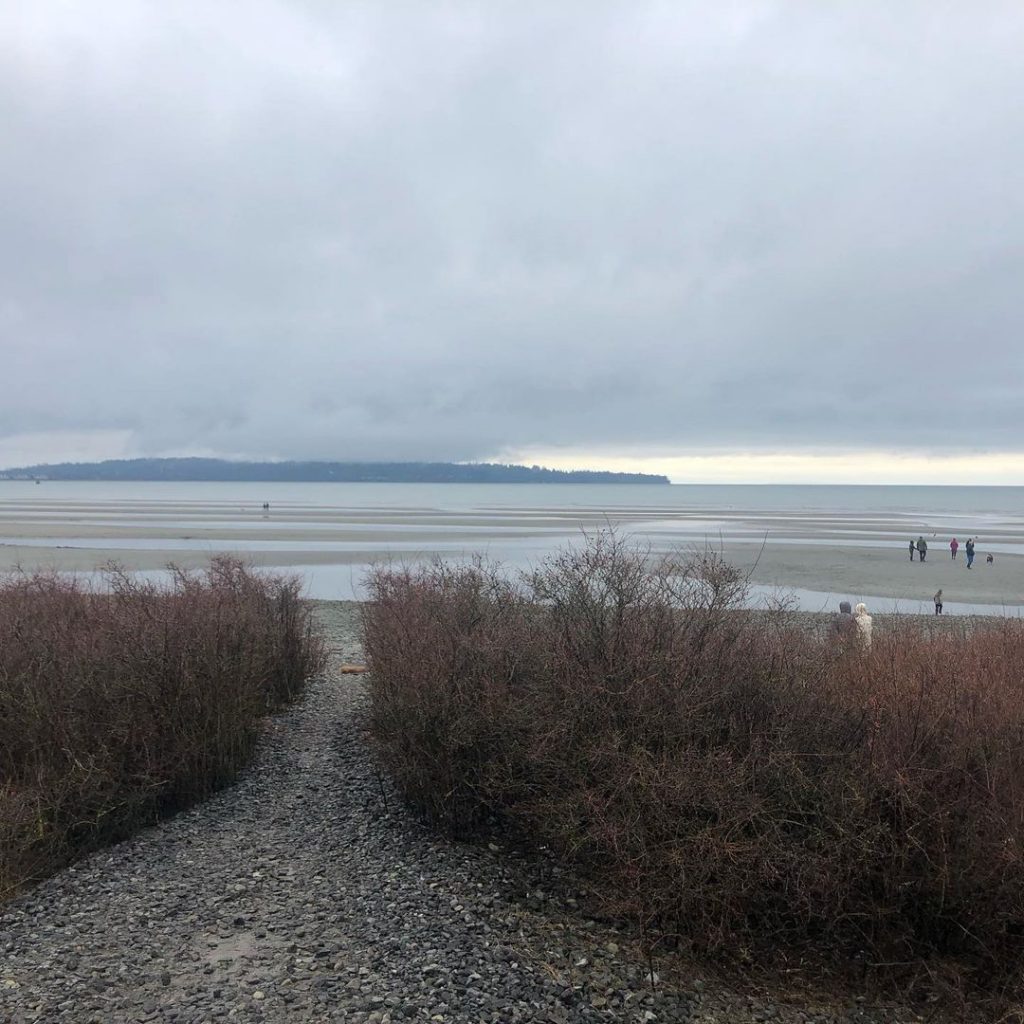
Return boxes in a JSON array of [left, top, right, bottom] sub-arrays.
[[966, 537, 975, 569], [916, 536, 927, 562], [854, 603, 873, 647], [950, 537, 959, 560], [934, 589, 943, 614], [909, 539, 916, 561]]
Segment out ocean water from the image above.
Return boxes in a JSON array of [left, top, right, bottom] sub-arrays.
[[5, 479, 1024, 515]]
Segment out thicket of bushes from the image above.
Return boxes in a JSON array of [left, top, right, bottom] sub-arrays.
[[0, 558, 324, 899], [363, 535, 1024, 1003]]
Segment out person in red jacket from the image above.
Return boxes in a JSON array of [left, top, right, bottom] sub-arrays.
[[950, 537, 959, 560]]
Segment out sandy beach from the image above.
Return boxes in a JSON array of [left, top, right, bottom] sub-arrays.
[[1, 484, 1021, 610]]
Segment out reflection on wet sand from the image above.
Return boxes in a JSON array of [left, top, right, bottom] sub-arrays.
[[1, 490, 1022, 611]]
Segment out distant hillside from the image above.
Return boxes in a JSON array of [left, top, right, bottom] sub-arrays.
[[0, 458, 669, 485]]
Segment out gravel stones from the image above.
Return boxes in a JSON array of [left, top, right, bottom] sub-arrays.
[[0, 603, 938, 1023]]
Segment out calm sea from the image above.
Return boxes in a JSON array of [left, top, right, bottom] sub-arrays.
[[5, 480, 1024, 515]]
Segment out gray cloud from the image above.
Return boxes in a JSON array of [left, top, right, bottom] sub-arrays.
[[2, 1, 1023, 465]]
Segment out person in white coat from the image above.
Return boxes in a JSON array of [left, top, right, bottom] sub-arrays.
[[854, 603, 873, 648]]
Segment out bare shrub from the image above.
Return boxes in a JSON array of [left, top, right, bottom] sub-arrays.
[[363, 533, 1024, 1002], [362, 558, 537, 831], [0, 557, 325, 899]]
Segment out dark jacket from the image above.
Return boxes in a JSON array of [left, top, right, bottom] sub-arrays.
[[834, 601, 856, 636]]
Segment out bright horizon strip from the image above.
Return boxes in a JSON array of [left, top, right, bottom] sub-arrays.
[[497, 450, 1024, 486]]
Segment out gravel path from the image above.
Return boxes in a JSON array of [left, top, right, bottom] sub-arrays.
[[0, 604, 936, 1024]]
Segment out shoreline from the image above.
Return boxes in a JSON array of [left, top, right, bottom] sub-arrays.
[[2, 551, 1020, 615]]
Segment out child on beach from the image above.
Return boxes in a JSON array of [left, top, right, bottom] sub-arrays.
[[908, 539, 915, 561], [934, 589, 943, 614], [950, 537, 959, 559]]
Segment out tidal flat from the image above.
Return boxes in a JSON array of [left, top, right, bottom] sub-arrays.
[[0, 481, 1021, 612]]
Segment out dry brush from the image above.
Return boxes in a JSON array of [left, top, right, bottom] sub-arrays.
[[363, 535, 1024, 1006], [0, 557, 325, 900]]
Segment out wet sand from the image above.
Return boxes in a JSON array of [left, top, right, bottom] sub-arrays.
[[1, 494, 1021, 610], [720, 540, 1022, 610]]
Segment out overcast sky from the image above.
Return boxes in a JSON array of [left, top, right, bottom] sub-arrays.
[[2, 2, 1023, 482]]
